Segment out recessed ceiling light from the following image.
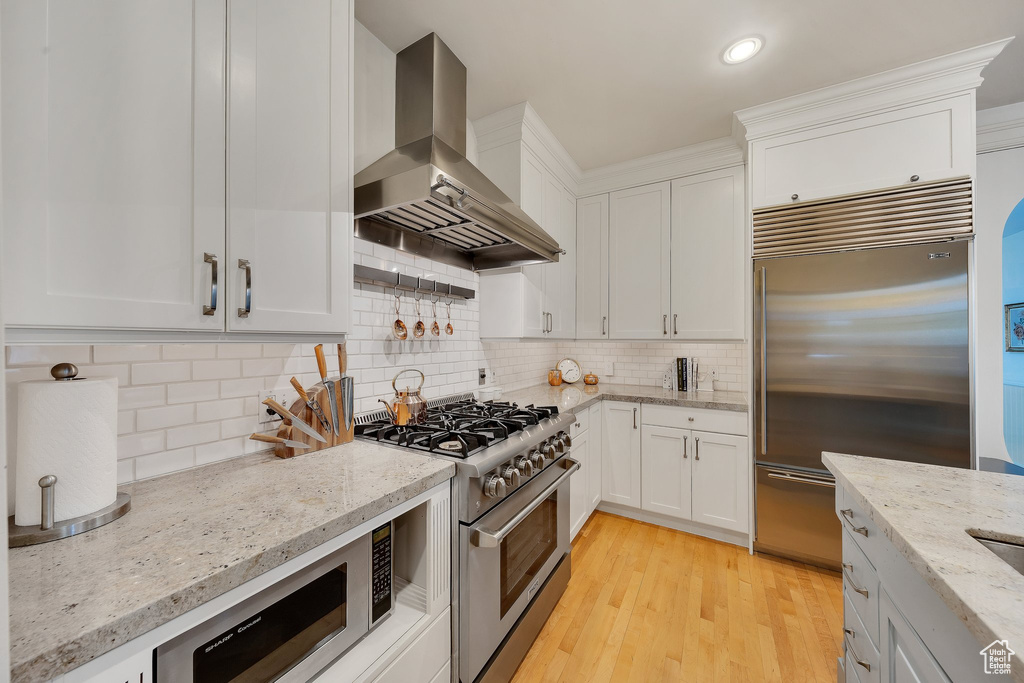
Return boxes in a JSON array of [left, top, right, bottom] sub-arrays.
[[722, 37, 763, 65]]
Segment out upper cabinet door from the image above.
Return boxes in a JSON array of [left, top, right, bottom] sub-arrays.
[[2, 0, 226, 331], [576, 195, 609, 340], [227, 0, 351, 333], [671, 167, 745, 340], [554, 191, 577, 339], [608, 182, 671, 339]]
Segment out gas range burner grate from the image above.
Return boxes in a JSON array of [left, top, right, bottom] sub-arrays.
[[353, 399, 560, 457]]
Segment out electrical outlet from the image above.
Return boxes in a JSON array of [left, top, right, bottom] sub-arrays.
[[662, 372, 671, 389], [605, 362, 615, 376], [258, 389, 285, 424], [479, 367, 487, 386]]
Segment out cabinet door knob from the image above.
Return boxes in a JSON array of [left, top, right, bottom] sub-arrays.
[[910, 174, 920, 182], [791, 193, 799, 201], [202, 253, 218, 316]]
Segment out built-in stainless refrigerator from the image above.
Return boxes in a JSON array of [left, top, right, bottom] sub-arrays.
[[753, 240, 972, 569]]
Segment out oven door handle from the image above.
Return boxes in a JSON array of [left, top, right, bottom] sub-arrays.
[[471, 457, 580, 548]]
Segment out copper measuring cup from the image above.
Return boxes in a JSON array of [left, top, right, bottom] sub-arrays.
[[413, 296, 426, 338], [431, 298, 441, 337], [445, 301, 454, 335]]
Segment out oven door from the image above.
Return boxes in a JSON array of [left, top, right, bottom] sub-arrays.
[[156, 535, 370, 682], [459, 456, 578, 683]]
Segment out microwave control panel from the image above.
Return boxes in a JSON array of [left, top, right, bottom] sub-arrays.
[[370, 521, 393, 627]]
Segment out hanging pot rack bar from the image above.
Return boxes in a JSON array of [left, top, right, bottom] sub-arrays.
[[353, 263, 475, 300]]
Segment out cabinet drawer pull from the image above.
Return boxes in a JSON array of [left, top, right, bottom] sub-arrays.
[[842, 563, 869, 598], [202, 252, 218, 316], [844, 627, 855, 639], [845, 636, 872, 673], [673, 313, 678, 335], [237, 259, 251, 318], [840, 508, 869, 536], [663, 314, 668, 335], [683, 435, 688, 458]]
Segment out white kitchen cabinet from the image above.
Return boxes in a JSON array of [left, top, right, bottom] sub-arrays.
[[227, 0, 352, 334], [640, 425, 691, 520], [1, 0, 352, 338], [878, 590, 952, 683], [602, 401, 641, 508], [66, 647, 152, 683], [569, 428, 591, 540], [478, 145, 576, 339], [750, 93, 974, 209], [608, 182, 671, 339], [587, 403, 603, 513], [670, 167, 745, 340], [1, 0, 226, 332], [690, 430, 748, 533], [576, 195, 610, 339]]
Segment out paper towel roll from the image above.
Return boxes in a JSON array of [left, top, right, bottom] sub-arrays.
[[15, 376, 118, 526]]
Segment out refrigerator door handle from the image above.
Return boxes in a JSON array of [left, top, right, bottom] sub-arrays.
[[759, 267, 767, 456], [765, 470, 836, 488]]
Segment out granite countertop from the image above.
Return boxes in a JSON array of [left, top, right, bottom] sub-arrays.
[[500, 382, 747, 414], [823, 453, 1024, 675], [8, 442, 455, 682]]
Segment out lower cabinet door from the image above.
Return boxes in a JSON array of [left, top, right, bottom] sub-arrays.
[[602, 402, 641, 508], [690, 431, 749, 533], [569, 430, 590, 540], [587, 404, 603, 513], [879, 591, 952, 683], [640, 425, 691, 520]]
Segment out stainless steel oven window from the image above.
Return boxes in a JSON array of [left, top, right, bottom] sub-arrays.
[[499, 492, 558, 617]]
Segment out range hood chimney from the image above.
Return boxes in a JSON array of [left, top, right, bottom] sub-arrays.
[[354, 34, 562, 271]]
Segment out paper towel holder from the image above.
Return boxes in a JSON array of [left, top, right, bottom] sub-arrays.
[[8, 364, 131, 547], [8, 476, 131, 547]]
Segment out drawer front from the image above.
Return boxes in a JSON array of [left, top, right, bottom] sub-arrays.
[[570, 408, 590, 438], [373, 608, 451, 683], [842, 530, 880, 649], [641, 404, 747, 436], [844, 590, 880, 683]]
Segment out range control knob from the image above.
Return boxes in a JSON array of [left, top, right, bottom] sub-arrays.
[[559, 431, 572, 449], [541, 440, 556, 460], [483, 474, 507, 499], [501, 465, 521, 488], [552, 435, 566, 454], [514, 455, 534, 477], [529, 449, 546, 471]]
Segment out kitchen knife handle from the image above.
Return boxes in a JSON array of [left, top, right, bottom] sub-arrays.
[[314, 344, 328, 380], [290, 377, 309, 403], [338, 343, 346, 376], [262, 398, 293, 424], [250, 433, 284, 444]]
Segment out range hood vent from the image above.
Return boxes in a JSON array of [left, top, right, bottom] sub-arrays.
[[354, 34, 561, 271]]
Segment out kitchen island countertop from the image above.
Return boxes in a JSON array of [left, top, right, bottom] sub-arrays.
[[8, 441, 455, 682], [823, 452, 1024, 676], [500, 382, 747, 414]]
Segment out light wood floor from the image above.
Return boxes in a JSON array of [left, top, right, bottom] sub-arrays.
[[511, 512, 844, 683]]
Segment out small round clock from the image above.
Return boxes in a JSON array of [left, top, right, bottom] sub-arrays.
[[555, 358, 582, 384]]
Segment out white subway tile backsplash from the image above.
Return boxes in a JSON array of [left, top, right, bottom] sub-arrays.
[[165, 422, 220, 450], [136, 404, 195, 432], [132, 362, 191, 385], [167, 381, 221, 405], [118, 386, 165, 410], [136, 448, 195, 480], [117, 431, 165, 460], [193, 360, 241, 381], [6, 345, 91, 367], [162, 344, 217, 360], [197, 398, 245, 423], [93, 345, 160, 363]]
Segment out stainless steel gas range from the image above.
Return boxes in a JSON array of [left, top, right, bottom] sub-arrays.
[[355, 394, 579, 683]]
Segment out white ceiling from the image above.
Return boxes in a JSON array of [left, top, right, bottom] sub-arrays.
[[355, 0, 1024, 170]]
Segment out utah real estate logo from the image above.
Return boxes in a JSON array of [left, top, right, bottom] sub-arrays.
[[980, 640, 1014, 675]]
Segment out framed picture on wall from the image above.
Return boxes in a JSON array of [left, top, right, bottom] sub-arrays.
[[1006, 302, 1024, 351]]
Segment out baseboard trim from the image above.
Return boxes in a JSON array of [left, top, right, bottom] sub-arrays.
[[593, 503, 750, 547]]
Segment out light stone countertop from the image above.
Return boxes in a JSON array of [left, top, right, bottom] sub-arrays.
[[499, 382, 748, 414], [823, 453, 1024, 675], [8, 442, 455, 683]]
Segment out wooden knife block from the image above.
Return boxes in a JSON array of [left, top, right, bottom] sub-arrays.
[[273, 380, 354, 458]]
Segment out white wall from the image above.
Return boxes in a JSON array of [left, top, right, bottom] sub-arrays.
[[0, 5, 12, 675], [977, 139, 1024, 464]]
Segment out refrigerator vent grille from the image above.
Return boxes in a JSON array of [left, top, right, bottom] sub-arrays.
[[753, 177, 972, 258]]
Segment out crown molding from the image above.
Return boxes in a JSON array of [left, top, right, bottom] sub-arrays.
[[977, 101, 1024, 153], [577, 137, 744, 197], [734, 38, 1013, 142]]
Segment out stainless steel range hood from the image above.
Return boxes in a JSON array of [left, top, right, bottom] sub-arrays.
[[354, 34, 561, 271]]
